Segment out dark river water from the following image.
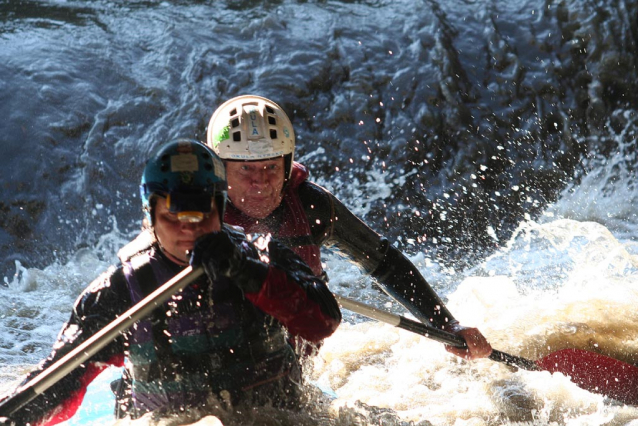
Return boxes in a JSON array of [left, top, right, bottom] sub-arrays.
[[1, 0, 636, 277]]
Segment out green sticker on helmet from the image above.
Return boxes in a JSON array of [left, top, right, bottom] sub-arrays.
[[212, 125, 230, 148]]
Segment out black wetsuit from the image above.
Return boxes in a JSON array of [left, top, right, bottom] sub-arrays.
[[225, 162, 456, 330]]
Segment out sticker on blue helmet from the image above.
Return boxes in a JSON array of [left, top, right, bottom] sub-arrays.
[[171, 154, 199, 172]]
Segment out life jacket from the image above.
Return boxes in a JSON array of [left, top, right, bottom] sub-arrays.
[[121, 246, 299, 415], [225, 162, 323, 276]]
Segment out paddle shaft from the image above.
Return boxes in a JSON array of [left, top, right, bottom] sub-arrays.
[[335, 295, 539, 371], [0, 266, 205, 417]]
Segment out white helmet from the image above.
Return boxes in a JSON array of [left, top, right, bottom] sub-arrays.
[[207, 95, 295, 179]]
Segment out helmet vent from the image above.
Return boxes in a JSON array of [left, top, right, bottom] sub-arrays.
[[266, 106, 274, 114], [270, 130, 278, 139], [233, 131, 241, 142], [231, 118, 240, 128], [230, 108, 237, 116], [268, 116, 276, 125]]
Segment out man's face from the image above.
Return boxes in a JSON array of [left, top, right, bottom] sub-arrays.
[[225, 157, 286, 219], [153, 197, 221, 264]]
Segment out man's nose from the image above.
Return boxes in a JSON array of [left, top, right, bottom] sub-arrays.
[[251, 169, 268, 185]]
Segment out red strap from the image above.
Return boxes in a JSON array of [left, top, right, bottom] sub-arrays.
[[39, 353, 124, 426]]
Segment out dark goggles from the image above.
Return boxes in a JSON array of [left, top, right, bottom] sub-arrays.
[[166, 192, 213, 223]]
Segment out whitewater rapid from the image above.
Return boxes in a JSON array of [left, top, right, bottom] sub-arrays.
[[3, 215, 638, 426]]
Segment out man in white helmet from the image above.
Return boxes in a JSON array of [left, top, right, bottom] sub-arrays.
[[206, 95, 492, 361]]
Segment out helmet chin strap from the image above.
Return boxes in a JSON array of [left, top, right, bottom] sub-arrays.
[[164, 249, 190, 266]]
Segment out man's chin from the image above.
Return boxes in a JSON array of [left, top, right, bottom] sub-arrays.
[[241, 204, 275, 219]]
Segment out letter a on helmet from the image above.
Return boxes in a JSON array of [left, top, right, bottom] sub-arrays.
[[207, 95, 295, 179]]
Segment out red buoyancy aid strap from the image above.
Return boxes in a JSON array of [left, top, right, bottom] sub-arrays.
[[276, 163, 322, 276], [288, 162, 309, 188]]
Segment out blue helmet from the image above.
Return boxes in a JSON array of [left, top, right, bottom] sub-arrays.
[[140, 139, 227, 224]]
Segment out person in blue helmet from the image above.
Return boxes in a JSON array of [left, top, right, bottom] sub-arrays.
[[0, 139, 341, 425], [206, 95, 492, 361]]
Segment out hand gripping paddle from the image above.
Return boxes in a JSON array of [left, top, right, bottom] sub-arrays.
[[335, 295, 638, 405]]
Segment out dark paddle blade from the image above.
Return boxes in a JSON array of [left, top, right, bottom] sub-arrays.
[[536, 348, 638, 405]]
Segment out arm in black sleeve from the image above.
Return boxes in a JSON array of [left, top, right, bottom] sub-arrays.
[[300, 182, 456, 329], [370, 240, 455, 328], [191, 225, 341, 342], [5, 266, 130, 425], [249, 238, 342, 342], [266, 238, 342, 324]]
